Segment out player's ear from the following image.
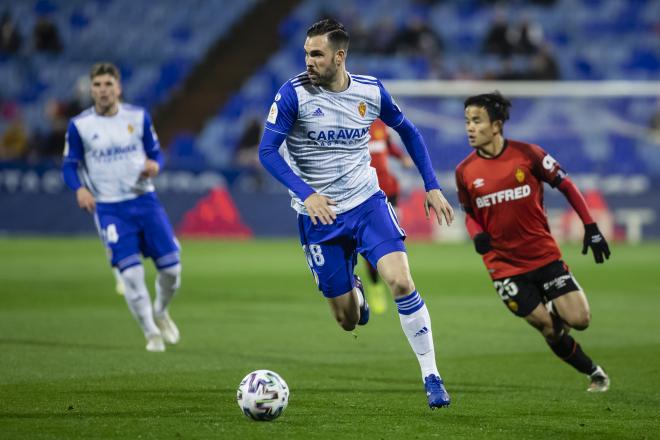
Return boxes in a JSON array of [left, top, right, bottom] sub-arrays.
[[493, 120, 503, 135], [335, 49, 346, 66]]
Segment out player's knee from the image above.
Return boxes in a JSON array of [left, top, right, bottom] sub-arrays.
[[384, 274, 415, 298], [335, 312, 357, 331], [158, 263, 181, 288], [567, 310, 590, 330]]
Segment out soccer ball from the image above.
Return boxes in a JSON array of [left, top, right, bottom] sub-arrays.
[[236, 369, 289, 421]]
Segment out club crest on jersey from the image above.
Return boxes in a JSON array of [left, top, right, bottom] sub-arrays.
[[358, 101, 367, 117], [473, 178, 485, 188], [127, 124, 134, 134], [515, 168, 525, 183]]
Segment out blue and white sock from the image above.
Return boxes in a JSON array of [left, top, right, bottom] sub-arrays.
[[395, 290, 440, 380], [121, 264, 160, 338]]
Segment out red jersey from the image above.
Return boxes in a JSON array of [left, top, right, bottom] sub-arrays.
[[455, 139, 565, 279], [369, 118, 404, 197]]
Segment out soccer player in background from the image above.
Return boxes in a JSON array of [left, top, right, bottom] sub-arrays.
[[455, 92, 611, 392], [259, 18, 454, 409], [365, 118, 413, 313], [62, 63, 181, 352]]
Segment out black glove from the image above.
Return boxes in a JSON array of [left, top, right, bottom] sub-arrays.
[[582, 223, 611, 264], [473, 232, 493, 255]]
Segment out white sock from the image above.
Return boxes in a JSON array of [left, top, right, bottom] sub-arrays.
[[120, 264, 160, 337], [395, 290, 440, 380], [154, 264, 181, 316]]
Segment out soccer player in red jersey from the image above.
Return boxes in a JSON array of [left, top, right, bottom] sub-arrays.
[[365, 118, 413, 312], [455, 92, 611, 392]]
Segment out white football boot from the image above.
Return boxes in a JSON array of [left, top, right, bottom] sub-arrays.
[[154, 311, 180, 345], [587, 365, 610, 392], [146, 334, 165, 352]]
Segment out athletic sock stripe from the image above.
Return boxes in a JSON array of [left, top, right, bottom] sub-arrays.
[[395, 291, 425, 315]]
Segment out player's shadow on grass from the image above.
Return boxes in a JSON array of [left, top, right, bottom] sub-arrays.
[[0, 337, 128, 351]]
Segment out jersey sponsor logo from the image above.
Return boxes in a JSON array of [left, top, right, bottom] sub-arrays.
[[515, 168, 525, 183], [475, 184, 531, 208], [542, 154, 558, 171], [473, 178, 484, 188], [307, 127, 370, 143], [89, 143, 139, 162], [267, 102, 278, 124], [358, 101, 366, 117]]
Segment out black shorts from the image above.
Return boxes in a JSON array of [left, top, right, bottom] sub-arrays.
[[492, 260, 581, 317]]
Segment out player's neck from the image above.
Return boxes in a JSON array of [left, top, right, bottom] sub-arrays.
[[94, 103, 119, 117], [325, 68, 349, 93], [478, 136, 505, 158]]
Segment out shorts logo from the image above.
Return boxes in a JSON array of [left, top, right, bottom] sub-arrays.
[[507, 300, 519, 312], [515, 168, 525, 183], [473, 178, 485, 188], [543, 274, 572, 291], [358, 101, 367, 117]]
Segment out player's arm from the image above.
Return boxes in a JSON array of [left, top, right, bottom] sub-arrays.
[[62, 121, 95, 213], [377, 80, 453, 226], [533, 146, 611, 263], [456, 170, 491, 255], [258, 83, 335, 225], [141, 111, 163, 178]]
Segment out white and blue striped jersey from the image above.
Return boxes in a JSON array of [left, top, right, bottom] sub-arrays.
[[64, 104, 161, 203], [264, 72, 406, 214]]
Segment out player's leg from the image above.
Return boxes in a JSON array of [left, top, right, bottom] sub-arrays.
[[93, 213, 125, 295], [96, 207, 163, 351], [541, 263, 608, 391], [356, 193, 449, 408], [140, 198, 182, 345], [298, 213, 367, 331], [376, 250, 450, 408]]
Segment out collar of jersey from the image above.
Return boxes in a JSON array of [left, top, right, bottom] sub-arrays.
[[476, 139, 509, 160]]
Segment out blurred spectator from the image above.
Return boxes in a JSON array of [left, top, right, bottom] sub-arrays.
[[527, 45, 560, 80], [482, 11, 514, 57], [369, 17, 397, 55], [649, 102, 660, 143], [391, 16, 443, 58], [0, 10, 21, 54], [234, 117, 264, 190], [0, 115, 29, 161], [33, 15, 62, 53], [511, 19, 543, 56], [31, 98, 68, 158]]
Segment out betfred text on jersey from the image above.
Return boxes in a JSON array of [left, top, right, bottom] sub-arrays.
[[476, 184, 531, 208]]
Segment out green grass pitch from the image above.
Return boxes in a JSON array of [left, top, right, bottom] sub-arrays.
[[1, 238, 659, 439]]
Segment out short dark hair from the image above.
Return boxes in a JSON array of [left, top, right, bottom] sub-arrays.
[[90, 62, 121, 81], [464, 91, 511, 124], [307, 18, 349, 50]]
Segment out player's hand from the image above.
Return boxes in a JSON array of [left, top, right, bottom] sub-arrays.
[[304, 193, 337, 225], [76, 187, 96, 213], [424, 189, 454, 226], [140, 159, 160, 179], [473, 232, 493, 255], [582, 223, 610, 264]]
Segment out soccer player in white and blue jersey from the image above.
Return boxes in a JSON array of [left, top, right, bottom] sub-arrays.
[[259, 19, 454, 409], [62, 63, 181, 352]]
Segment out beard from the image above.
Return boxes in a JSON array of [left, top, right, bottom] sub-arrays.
[[308, 65, 337, 87]]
